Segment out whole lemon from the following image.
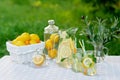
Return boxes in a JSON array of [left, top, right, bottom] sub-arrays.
[[15, 36, 23, 41], [25, 40, 30, 45], [13, 41, 25, 46], [30, 40, 37, 44], [20, 32, 30, 41], [30, 34, 40, 41], [12, 39, 18, 44], [45, 39, 53, 50], [48, 49, 57, 59], [50, 33, 59, 43]]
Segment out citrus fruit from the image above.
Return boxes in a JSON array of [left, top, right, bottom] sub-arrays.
[[48, 49, 57, 59], [45, 39, 53, 50], [56, 39, 72, 63], [36, 39, 41, 43], [30, 34, 40, 41], [13, 41, 25, 46], [21, 32, 30, 41], [12, 32, 41, 46], [50, 33, 59, 43], [30, 40, 37, 44], [73, 48, 77, 54], [33, 55, 45, 66], [25, 40, 30, 45], [69, 38, 76, 53], [12, 39, 17, 44], [82, 57, 94, 68], [15, 36, 23, 41]]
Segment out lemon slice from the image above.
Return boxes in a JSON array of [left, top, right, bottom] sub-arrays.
[[69, 38, 75, 50], [69, 38, 77, 53], [33, 55, 45, 66], [56, 39, 72, 63], [82, 57, 94, 68]]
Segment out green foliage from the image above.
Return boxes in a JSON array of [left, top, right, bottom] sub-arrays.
[[80, 17, 120, 55], [82, 0, 120, 17], [0, 0, 120, 58], [11, 0, 30, 5]]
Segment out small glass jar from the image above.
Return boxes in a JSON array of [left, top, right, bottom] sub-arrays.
[[82, 53, 97, 76], [44, 20, 59, 41], [71, 48, 83, 72], [44, 20, 59, 59], [83, 64, 96, 76], [72, 57, 83, 72]]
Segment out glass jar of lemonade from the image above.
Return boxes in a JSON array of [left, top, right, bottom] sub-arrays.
[[56, 30, 77, 68], [44, 20, 59, 59]]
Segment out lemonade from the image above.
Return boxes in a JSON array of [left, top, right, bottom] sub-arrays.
[[82, 56, 96, 76], [56, 30, 77, 68], [45, 39, 53, 50], [44, 20, 59, 59], [44, 34, 59, 59], [50, 33, 59, 43], [48, 49, 57, 59]]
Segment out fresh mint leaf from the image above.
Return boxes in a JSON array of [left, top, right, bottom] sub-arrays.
[[61, 58, 66, 62]]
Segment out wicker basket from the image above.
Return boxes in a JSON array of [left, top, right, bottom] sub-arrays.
[[6, 41, 45, 64]]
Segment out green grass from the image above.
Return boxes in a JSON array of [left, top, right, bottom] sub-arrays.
[[0, 0, 120, 58]]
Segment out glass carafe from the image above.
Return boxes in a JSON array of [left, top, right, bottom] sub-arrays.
[[56, 28, 78, 68]]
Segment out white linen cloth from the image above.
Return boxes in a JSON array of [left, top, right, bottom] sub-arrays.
[[0, 56, 120, 80]]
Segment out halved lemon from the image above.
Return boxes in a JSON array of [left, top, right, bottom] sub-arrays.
[[33, 55, 45, 66], [82, 57, 94, 69]]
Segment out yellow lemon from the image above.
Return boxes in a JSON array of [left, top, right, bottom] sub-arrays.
[[45, 39, 53, 50], [56, 38, 73, 63], [50, 33, 59, 43], [30, 34, 40, 41], [12, 39, 18, 44], [15, 36, 23, 41], [20, 32, 30, 41], [48, 49, 57, 59], [69, 38, 76, 53], [30, 40, 37, 44], [33, 55, 45, 66], [13, 41, 25, 46], [25, 40, 30, 45], [73, 48, 77, 54]]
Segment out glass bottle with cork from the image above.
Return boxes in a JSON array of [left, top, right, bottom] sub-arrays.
[[44, 20, 59, 59]]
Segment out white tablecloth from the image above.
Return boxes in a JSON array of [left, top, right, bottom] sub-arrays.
[[0, 56, 120, 80]]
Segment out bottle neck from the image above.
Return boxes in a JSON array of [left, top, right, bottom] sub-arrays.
[[49, 24, 54, 28], [44, 25, 59, 33]]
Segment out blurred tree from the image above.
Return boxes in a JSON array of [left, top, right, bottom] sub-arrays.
[[82, 0, 120, 17]]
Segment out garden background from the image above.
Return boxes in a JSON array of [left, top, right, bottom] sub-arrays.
[[0, 0, 120, 57]]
